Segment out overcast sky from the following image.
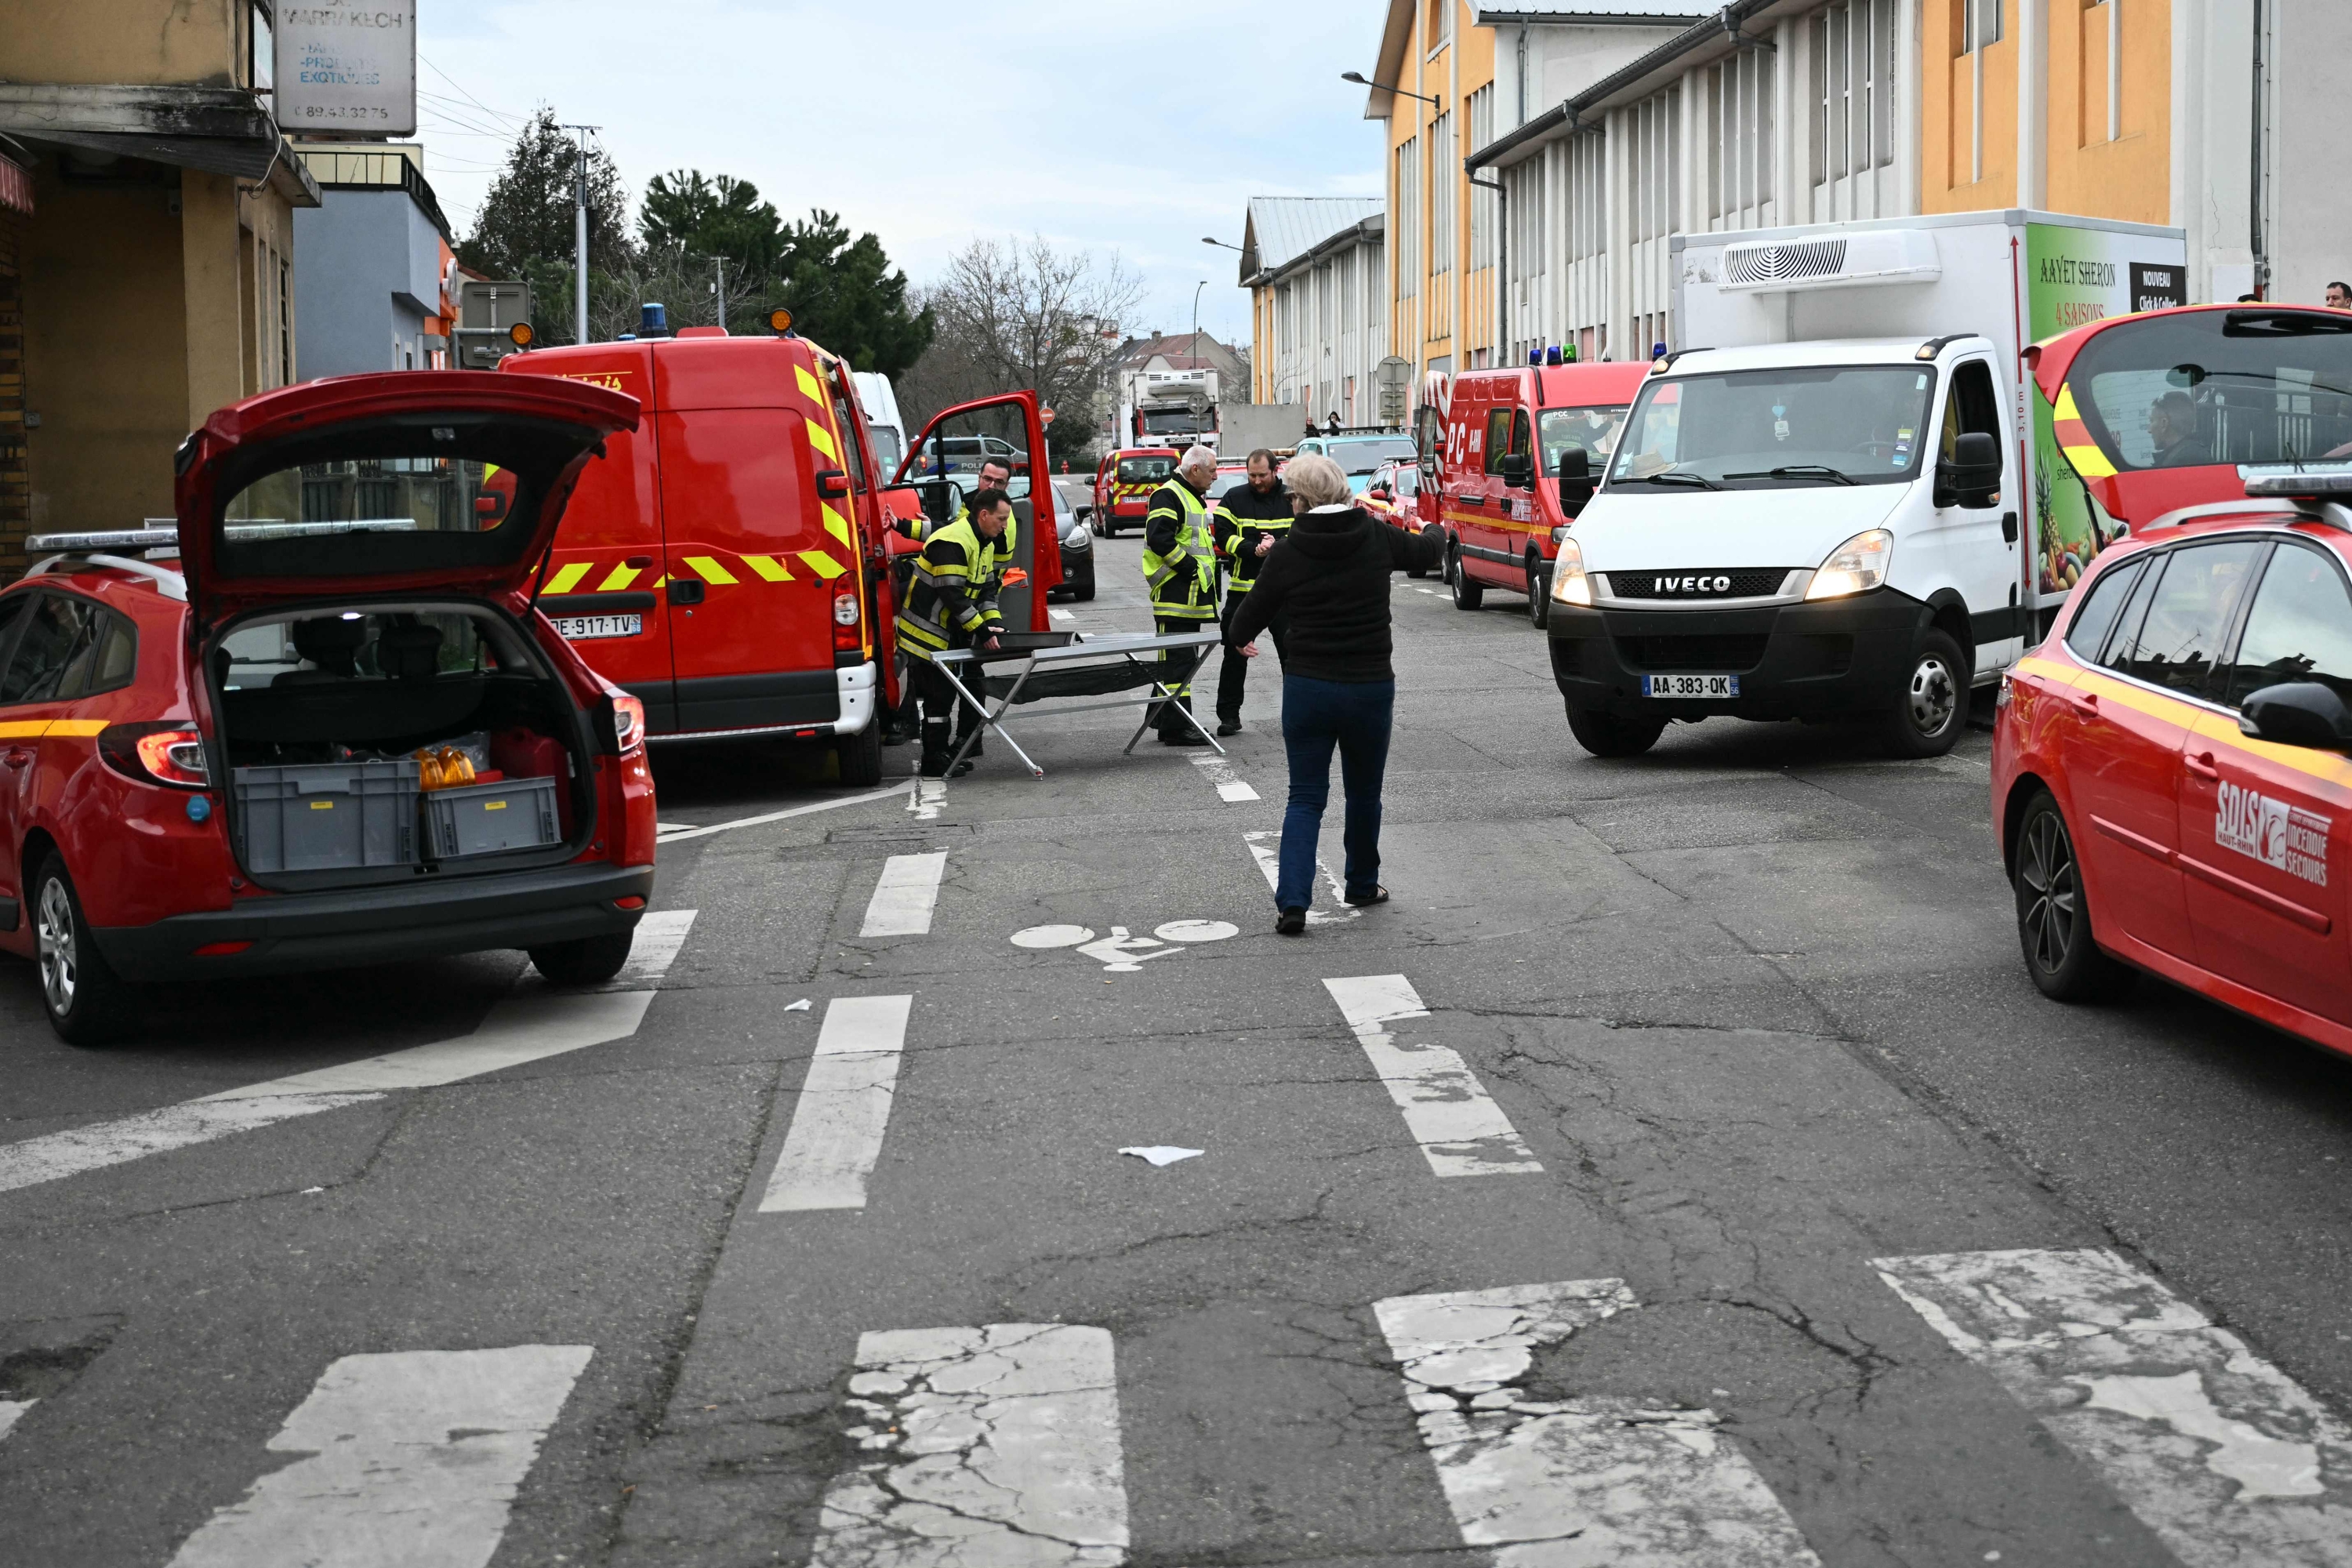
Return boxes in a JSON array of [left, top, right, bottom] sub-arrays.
[[416, 0, 1385, 348]]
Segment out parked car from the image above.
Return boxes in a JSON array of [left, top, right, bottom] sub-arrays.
[[1051, 512, 1096, 601], [1365, 458, 1440, 577], [5, 372, 658, 1044], [1994, 464, 2352, 1056], [1092, 448, 1178, 537], [916, 433, 1028, 476], [1292, 433, 1419, 495]]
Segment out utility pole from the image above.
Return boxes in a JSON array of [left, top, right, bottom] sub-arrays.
[[564, 125, 600, 344], [715, 256, 727, 332]]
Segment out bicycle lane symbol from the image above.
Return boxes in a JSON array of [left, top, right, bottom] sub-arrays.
[[1010, 920, 1240, 972]]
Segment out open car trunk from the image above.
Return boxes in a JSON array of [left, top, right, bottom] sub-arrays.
[[208, 600, 599, 891]]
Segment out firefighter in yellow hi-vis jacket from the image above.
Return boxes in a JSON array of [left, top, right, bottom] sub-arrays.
[[1138, 445, 1221, 745], [897, 487, 1014, 777]]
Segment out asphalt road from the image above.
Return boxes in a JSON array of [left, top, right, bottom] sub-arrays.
[[9, 528, 2352, 1566]]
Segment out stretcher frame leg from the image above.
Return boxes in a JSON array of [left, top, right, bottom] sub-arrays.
[[938, 656, 1044, 779], [1122, 650, 1225, 757]]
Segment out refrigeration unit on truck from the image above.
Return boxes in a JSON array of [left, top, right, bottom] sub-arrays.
[[1538, 207, 2307, 760], [1122, 366, 1220, 453]]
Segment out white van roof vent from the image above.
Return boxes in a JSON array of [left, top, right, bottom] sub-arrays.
[[1720, 229, 1941, 293]]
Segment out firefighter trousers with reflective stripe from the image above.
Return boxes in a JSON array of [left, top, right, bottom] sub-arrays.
[[1149, 614, 1212, 739]]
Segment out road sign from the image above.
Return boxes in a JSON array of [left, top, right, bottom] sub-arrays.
[[274, 1, 419, 137], [1374, 356, 1412, 423]]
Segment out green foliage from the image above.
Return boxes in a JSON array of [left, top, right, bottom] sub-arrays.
[[638, 171, 783, 277], [458, 107, 630, 344]]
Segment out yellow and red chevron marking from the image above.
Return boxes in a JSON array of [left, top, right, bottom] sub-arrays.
[[546, 547, 851, 593], [2052, 382, 2118, 480]]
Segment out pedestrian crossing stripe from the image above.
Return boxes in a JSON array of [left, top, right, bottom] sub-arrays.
[[597, 562, 642, 592], [742, 554, 793, 582], [545, 561, 592, 593], [683, 555, 739, 586]]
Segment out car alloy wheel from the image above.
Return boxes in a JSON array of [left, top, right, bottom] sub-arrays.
[[36, 873, 76, 1017], [2016, 808, 2077, 975]]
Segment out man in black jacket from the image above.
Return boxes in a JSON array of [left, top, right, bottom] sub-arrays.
[[1210, 449, 1291, 735]]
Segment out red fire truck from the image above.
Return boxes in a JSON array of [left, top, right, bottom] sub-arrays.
[[503, 321, 1058, 781]]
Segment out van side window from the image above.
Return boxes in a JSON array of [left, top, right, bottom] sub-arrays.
[[2108, 540, 2265, 699], [1939, 360, 2002, 460], [1482, 409, 1513, 475], [828, 374, 869, 492], [2223, 543, 2352, 708], [2063, 559, 2143, 663]]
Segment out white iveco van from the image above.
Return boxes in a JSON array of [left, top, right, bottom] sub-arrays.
[[1544, 335, 2020, 758]]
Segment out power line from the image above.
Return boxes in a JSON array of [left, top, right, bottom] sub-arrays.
[[419, 56, 524, 126]]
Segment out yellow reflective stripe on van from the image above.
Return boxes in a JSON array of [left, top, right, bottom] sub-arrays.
[[795, 365, 826, 407], [742, 554, 794, 583], [797, 550, 848, 580], [807, 419, 840, 464], [684, 555, 739, 586], [597, 564, 642, 592], [822, 502, 855, 548], [545, 561, 593, 594]]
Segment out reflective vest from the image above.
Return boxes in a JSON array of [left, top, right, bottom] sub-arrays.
[[1141, 478, 1218, 620], [896, 517, 1010, 661]]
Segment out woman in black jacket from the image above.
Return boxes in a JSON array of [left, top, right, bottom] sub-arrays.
[[1225, 453, 1439, 934]]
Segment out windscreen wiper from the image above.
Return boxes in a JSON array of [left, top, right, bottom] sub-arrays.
[[1723, 465, 1860, 485], [1617, 471, 1722, 491]]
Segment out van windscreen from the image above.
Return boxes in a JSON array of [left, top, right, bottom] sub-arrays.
[[1607, 366, 1936, 490]]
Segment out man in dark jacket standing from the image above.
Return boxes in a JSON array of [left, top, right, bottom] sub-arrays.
[[1226, 454, 1439, 933], [1209, 449, 1290, 735]]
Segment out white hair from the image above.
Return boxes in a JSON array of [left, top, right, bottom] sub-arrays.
[[1178, 444, 1218, 474], [1283, 453, 1352, 510]]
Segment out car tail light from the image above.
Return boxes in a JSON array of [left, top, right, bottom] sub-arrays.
[[100, 723, 209, 789], [610, 691, 647, 756], [833, 587, 862, 650], [192, 940, 253, 957]]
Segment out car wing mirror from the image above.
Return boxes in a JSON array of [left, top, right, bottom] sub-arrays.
[[1497, 452, 1534, 488], [1555, 445, 1595, 515], [1937, 430, 2003, 508], [2240, 681, 2352, 750]]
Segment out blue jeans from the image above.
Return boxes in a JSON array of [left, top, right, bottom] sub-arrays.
[[1277, 675, 1395, 912]]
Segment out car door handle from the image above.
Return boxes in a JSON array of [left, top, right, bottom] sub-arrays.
[[4, 750, 29, 769], [2065, 691, 2100, 717], [2186, 750, 2221, 780]]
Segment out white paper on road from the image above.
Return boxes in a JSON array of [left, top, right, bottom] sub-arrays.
[[166, 1344, 592, 1568], [1243, 830, 1357, 923], [1375, 1281, 1823, 1566], [759, 994, 914, 1212], [0, 911, 697, 1196], [861, 852, 949, 938], [1190, 752, 1259, 802], [1875, 1247, 2352, 1566], [1323, 975, 1543, 1178], [0, 1399, 34, 1441], [1118, 1146, 1202, 1166], [812, 1323, 1127, 1568]]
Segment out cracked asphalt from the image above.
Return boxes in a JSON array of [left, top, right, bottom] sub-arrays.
[[8, 514, 2352, 1566]]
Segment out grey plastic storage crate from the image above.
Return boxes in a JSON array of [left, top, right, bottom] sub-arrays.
[[425, 775, 562, 858], [234, 760, 420, 874]]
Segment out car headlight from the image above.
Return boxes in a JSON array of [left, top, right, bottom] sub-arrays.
[[1805, 528, 1893, 601], [1062, 528, 1091, 550], [1550, 536, 1593, 607]]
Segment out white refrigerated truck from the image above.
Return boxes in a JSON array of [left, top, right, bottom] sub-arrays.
[[1542, 208, 2194, 758]]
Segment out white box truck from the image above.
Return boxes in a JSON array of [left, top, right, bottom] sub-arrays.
[[1542, 209, 2198, 759]]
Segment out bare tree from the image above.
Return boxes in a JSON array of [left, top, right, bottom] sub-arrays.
[[901, 236, 1144, 467]]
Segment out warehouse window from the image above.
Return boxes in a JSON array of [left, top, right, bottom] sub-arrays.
[[1709, 46, 1776, 220], [1962, 0, 2001, 50], [1468, 87, 1494, 274], [277, 252, 292, 386], [1431, 111, 1454, 277], [1396, 137, 1420, 299], [1813, 0, 1898, 191]]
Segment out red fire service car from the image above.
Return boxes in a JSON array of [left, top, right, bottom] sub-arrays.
[[1093, 448, 1178, 538], [5, 372, 658, 1044], [504, 318, 1058, 775], [1437, 360, 1650, 626]]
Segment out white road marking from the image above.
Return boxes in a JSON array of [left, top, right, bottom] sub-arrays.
[[1323, 975, 1542, 1177], [0, 913, 697, 1196], [0, 1399, 34, 1441], [909, 779, 947, 821], [812, 1323, 1127, 1568], [165, 1344, 591, 1568], [1242, 829, 1358, 924], [1189, 752, 1259, 802], [1376, 1281, 1822, 1566], [1009, 920, 1235, 972], [1415, 586, 1439, 594], [759, 995, 913, 1213], [861, 852, 949, 938], [655, 821, 693, 833], [1875, 1247, 2352, 1566], [1050, 608, 1075, 625], [659, 782, 913, 843], [1012, 924, 1095, 948]]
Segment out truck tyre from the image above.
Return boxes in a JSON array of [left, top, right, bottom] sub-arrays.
[[1881, 628, 1969, 758], [530, 930, 636, 987], [1566, 705, 1666, 758], [1526, 555, 1551, 630], [2013, 789, 2136, 1002], [34, 855, 142, 1046], [837, 717, 884, 787], [1450, 546, 1484, 610]]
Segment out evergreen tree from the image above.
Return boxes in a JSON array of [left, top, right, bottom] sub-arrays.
[[769, 210, 932, 379], [459, 107, 630, 343]]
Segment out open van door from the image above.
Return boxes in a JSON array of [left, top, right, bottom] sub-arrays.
[[894, 392, 1060, 634]]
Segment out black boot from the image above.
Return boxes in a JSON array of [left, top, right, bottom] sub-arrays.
[[919, 718, 953, 779]]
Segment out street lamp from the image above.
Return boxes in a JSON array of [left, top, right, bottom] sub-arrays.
[[1202, 237, 1243, 252], [1192, 280, 1207, 364], [1342, 71, 1443, 108]]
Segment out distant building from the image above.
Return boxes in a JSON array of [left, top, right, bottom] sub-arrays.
[[0, 3, 318, 569], [1235, 197, 1388, 424], [1105, 331, 1247, 451], [292, 144, 456, 377]]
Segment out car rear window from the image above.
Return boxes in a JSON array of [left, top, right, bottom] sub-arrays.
[[1117, 456, 1174, 484]]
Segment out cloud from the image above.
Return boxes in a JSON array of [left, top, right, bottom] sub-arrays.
[[417, 0, 1387, 344]]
